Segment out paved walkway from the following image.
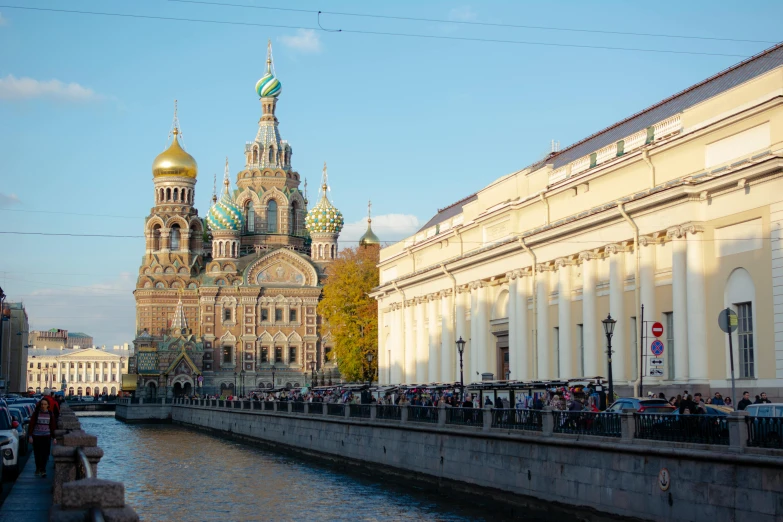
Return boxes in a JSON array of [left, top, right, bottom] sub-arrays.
[[0, 446, 52, 522]]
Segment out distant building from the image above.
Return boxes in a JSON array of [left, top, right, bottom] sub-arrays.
[[30, 329, 95, 350], [1, 302, 29, 394], [26, 346, 131, 396], [67, 332, 94, 349]]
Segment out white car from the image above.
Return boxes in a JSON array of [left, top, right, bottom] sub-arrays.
[[0, 408, 20, 479]]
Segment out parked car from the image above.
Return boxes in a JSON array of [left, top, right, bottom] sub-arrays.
[[744, 403, 783, 447], [6, 410, 26, 455], [744, 403, 783, 417], [672, 404, 733, 416], [606, 398, 676, 414], [0, 408, 20, 479]]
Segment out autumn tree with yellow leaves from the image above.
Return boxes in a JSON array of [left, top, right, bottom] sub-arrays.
[[317, 245, 379, 382]]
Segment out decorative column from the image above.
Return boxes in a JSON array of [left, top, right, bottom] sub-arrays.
[[580, 252, 598, 377], [116, 358, 122, 383], [469, 282, 480, 380], [685, 225, 707, 381], [456, 287, 469, 380], [536, 265, 550, 380], [404, 301, 415, 383], [556, 258, 573, 379], [668, 227, 689, 381], [428, 296, 439, 382], [377, 303, 386, 385], [639, 236, 657, 381], [506, 272, 519, 381], [415, 298, 427, 382], [606, 244, 627, 382], [390, 304, 403, 384], [516, 271, 530, 380], [477, 282, 490, 377], [440, 290, 454, 383]]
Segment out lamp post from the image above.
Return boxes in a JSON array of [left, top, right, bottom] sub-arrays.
[[240, 369, 245, 397], [233, 371, 237, 397], [270, 364, 276, 389], [0, 287, 9, 391], [366, 352, 374, 388], [327, 369, 332, 386], [308, 361, 315, 387], [456, 337, 466, 402], [602, 314, 617, 405]]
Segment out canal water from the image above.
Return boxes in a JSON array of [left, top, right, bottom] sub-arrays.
[[78, 416, 566, 522]]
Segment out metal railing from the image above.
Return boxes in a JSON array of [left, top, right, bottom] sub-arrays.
[[445, 407, 480, 426], [407, 405, 439, 424], [349, 404, 371, 419], [76, 447, 93, 480], [553, 411, 621, 438], [263, 401, 275, 411], [291, 402, 305, 413], [375, 404, 401, 421], [327, 403, 345, 416], [233, 401, 242, 409], [491, 408, 543, 432], [746, 416, 783, 449], [635, 414, 729, 445]]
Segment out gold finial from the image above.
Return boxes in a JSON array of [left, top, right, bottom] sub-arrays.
[[212, 173, 217, 203], [367, 199, 372, 224], [303, 179, 309, 205], [266, 40, 273, 73], [168, 99, 183, 146], [223, 156, 230, 193], [321, 161, 328, 193]]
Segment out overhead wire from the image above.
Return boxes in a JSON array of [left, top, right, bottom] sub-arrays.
[[0, 4, 754, 58]]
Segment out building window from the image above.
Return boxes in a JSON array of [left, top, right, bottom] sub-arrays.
[[553, 327, 560, 378], [289, 347, 296, 363], [289, 309, 297, 322], [223, 308, 232, 322], [275, 308, 283, 322], [261, 347, 269, 363], [170, 225, 181, 250], [261, 309, 268, 322], [29, 363, 33, 368], [576, 324, 584, 377], [245, 202, 255, 233], [267, 201, 278, 233], [71, 363, 75, 369], [37, 363, 41, 369], [274, 347, 282, 363], [222, 346, 233, 364], [664, 312, 674, 379], [737, 302, 754, 378]]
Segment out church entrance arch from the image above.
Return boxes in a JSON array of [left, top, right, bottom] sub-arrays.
[[145, 381, 157, 398]]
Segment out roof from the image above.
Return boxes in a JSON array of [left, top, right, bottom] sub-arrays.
[[67, 332, 91, 338], [416, 43, 783, 235], [28, 347, 132, 358]]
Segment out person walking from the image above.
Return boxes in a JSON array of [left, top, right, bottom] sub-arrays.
[[737, 391, 753, 411], [28, 399, 57, 477], [754, 392, 772, 404]]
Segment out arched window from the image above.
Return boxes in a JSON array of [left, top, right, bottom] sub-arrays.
[[268, 147, 274, 163], [245, 202, 255, 232], [218, 241, 224, 258], [158, 188, 164, 203], [267, 201, 278, 233], [170, 225, 181, 251], [166, 188, 171, 201], [231, 242, 236, 257], [152, 225, 161, 251], [173, 188, 179, 202], [253, 147, 258, 164], [290, 201, 298, 234], [331, 245, 336, 259]]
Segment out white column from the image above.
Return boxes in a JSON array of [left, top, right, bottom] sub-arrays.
[[686, 226, 707, 381], [116, 358, 122, 383], [415, 299, 427, 382], [608, 245, 627, 382], [377, 307, 386, 385], [516, 273, 530, 380], [536, 267, 550, 380], [669, 227, 689, 381], [391, 305, 403, 384], [557, 260, 573, 379], [456, 289, 469, 384], [639, 237, 656, 381], [82, 363, 86, 384], [477, 283, 490, 377], [404, 302, 415, 383], [428, 297, 439, 382], [581, 253, 598, 377], [469, 283, 479, 381], [507, 273, 518, 381], [440, 291, 454, 383]]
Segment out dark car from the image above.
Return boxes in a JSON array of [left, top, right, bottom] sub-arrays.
[[606, 398, 676, 414]]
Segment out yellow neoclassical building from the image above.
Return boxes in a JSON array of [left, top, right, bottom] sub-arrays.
[[372, 44, 783, 399]]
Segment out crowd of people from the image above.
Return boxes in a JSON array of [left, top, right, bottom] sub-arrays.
[[661, 390, 772, 414]]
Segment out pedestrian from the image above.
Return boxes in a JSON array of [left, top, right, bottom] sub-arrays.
[[42, 390, 60, 419], [679, 394, 697, 415], [724, 397, 733, 408], [712, 392, 725, 406], [28, 399, 57, 477], [754, 392, 772, 404], [737, 391, 752, 411], [658, 392, 666, 400]]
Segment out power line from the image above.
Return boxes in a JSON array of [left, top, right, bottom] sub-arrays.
[[169, 0, 778, 45], [0, 4, 752, 58], [0, 208, 139, 219]]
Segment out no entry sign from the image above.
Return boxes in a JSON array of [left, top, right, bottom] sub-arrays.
[[651, 322, 664, 337]]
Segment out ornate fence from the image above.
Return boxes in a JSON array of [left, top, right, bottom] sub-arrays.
[[491, 408, 543, 432], [635, 414, 729, 445], [746, 416, 783, 448], [553, 411, 621, 437], [407, 406, 439, 424]]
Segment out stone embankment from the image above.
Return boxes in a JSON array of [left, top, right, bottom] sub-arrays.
[[118, 398, 783, 522]]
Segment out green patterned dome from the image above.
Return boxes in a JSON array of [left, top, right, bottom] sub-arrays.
[[305, 195, 344, 234]]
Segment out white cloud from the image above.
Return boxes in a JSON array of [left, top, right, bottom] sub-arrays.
[[279, 29, 322, 53], [0, 74, 101, 102], [340, 213, 421, 248], [0, 193, 20, 207], [0, 12, 7, 26], [448, 6, 477, 22]]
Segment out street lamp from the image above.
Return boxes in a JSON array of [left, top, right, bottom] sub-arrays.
[[366, 352, 374, 388], [308, 361, 315, 387], [233, 371, 237, 397], [327, 369, 333, 386], [270, 364, 276, 389], [602, 314, 617, 405], [240, 369, 245, 397], [456, 337, 466, 401]]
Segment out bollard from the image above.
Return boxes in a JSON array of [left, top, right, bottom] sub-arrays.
[[620, 410, 635, 441], [400, 404, 409, 424], [542, 407, 554, 436], [273, 401, 279, 413], [345, 403, 351, 418], [482, 406, 492, 432], [52, 431, 103, 504], [728, 410, 749, 453], [437, 403, 446, 427]]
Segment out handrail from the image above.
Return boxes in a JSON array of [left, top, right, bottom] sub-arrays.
[[76, 447, 93, 479]]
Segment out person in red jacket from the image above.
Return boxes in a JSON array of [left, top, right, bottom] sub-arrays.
[[42, 391, 60, 419], [28, 399, 58, 477]]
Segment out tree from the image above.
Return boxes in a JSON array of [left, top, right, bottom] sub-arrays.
[[317, 245, 379, 382]]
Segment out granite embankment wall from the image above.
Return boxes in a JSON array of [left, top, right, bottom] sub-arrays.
[[160, 403, 783, 522]]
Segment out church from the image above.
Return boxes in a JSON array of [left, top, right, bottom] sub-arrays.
[[130, 43, 376, 398]]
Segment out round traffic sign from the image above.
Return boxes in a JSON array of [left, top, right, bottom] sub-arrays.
[[718, 308, 738, 333], [650, 340, 664, 356], [651, 322, 664, 337]]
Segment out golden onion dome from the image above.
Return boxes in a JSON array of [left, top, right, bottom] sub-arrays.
[[152, 129, 198, 179]]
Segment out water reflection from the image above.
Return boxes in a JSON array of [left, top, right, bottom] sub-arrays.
[[81, 417, 509, 522]]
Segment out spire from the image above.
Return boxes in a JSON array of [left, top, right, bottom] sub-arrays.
[[167, 99, 185, 150], [266, 39, 274, 75], [223, 156, 230, 194], [303, 179, 309, 205], [367, 199, 373, 224], [212, 173, 217, 204], [321, 162, 329, 196], [359, 198, 380, 247], [171, 289, 188, 334]]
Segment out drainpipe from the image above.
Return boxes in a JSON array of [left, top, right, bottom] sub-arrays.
[[642, 147, 655, 188], [539, 193, 550, 225], [519, 237, 537, 377], [618, 204, 641, 396], [440, 265, 458, 346]]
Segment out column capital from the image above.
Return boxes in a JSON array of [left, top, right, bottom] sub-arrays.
[[437, 289, 452, 299], [469, 280, 482, 291], [638, 235, 657, 247], [457, 284, 471, 294], [536, 262, 554, 272], [578, 251, 600, 262], [682, 223, 705, 236], [604, 244, 627, 256], [555, 257, 575, 269], [666, 225, 685, 239]]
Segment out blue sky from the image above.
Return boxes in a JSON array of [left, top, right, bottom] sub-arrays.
[[0, 0, 780, 346]]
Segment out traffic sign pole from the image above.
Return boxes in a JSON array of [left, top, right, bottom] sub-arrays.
[[718, 307, 738, 406], [727, 307, 736, 408]]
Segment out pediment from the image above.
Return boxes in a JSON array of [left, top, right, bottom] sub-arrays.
[[246, 249, 318, 287]]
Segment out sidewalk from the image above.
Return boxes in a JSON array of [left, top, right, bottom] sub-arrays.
[[0, 447, 52, 522]]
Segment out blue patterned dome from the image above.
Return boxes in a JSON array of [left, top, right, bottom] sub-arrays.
[[207, 174, 244, 232], [306, 176, 343, 235]]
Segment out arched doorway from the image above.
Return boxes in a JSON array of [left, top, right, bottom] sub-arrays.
[[68, 387, 74, 396], [219, 382, 235, 398], [110, 386, 116, 395], [183, 383, 192, 396], [173, 382, 183, 397], [86, 386, 92, 396], [77, 387, 83, 396], [146, 381, 157, 398], [102, 387, 108, 396]]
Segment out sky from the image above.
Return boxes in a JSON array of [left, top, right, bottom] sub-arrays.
[[0, 0, 781, 347]]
